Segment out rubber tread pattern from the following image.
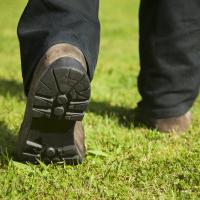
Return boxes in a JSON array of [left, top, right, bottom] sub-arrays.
[[19, 57, 90, 164]]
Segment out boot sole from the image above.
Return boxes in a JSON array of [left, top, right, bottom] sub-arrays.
[[16, 57, 90, 164]]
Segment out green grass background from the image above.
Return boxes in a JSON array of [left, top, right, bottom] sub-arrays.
[[0, 0, 200, 199]]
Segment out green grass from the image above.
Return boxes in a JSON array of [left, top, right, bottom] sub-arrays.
[[0, 0, 200, 199]]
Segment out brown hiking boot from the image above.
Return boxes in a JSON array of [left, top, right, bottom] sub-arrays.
[[136, 110, 192, 134], [16, 43, 89, 164], [153, 111, 192, 133]]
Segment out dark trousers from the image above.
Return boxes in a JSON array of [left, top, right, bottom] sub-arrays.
[[18, 0, 200, 119]]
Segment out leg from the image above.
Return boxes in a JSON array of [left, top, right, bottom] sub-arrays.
[[16, 0, 100, 163], [18, 0, 100, 95], [138, 0, 200, 132]]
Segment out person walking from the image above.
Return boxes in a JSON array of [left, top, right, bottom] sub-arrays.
[[16, 0, 200, 163]]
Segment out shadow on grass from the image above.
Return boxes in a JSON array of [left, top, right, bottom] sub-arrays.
[[0, 79, 24, 97], [0, 121, 17, 161], [0, 78, 22, 160], [0, 78, 138, 128], [88, 101, 138, 128], [0, 79, 141, 155]]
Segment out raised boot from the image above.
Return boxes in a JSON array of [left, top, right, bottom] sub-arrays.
[[16, 43, 89, 164]]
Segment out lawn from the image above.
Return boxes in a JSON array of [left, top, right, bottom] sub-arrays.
[[0, 0, 200, 199]]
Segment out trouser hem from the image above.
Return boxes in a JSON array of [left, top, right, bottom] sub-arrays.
[[137, 100, 195, 119]]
